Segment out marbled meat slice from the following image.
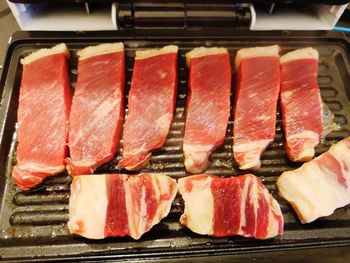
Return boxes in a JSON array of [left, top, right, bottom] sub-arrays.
[[277, 137, 350, 223], [68, 173, 177, 239], [280, 47, 323, 162], [66, 43, 125, 175], [183, 47, 231, 174], [233, 45, 280, 170], [118, 45, 178, 171], [12, 44, 71, 189], [178, 174, 283, 239]]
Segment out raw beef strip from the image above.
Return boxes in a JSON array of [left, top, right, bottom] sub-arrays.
[[277, 137, 350, 223], [68, 173, 177, 239], [280, 47, 323, 162], [118, 45, 178, 171], [12, 44, 71, 189], [183, 47, 231, 174], [178, 174, 284, 239], [233, 45, 280, 170], [66, 43, 125, 175]]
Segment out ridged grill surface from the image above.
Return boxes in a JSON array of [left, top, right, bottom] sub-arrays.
[[1, 40, 350, 260]]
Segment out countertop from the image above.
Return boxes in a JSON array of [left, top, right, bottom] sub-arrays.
[[0, 1, 19, 67]]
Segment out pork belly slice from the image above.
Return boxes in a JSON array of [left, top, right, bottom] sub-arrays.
[[118, 45, 178, 171], [178, 174, 283, 239], [12, 44, 71, 189], [183, 47, 231, 174], [66, 43, 125, 175], [233, 45, 280, 170], [68, 173, 177, 239], [280, 48, 323, 162], [277, 137, 350, 224]]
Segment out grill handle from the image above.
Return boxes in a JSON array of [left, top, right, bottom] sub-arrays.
[[116, 1, 251, 29]]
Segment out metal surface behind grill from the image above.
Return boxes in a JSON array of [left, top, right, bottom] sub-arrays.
[[1, 32, 350, 260]]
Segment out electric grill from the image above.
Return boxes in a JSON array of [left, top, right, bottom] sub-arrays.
[[1, 1, 350, 261]]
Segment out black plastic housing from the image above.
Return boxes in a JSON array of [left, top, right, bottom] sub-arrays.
[[7, 0, 350, 4], [0, 30, 350, 261]]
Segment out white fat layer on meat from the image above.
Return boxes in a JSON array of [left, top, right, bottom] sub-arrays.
[[280, 47, 318, 64], [277, 139, 350, 223], [124, 142, 147, 156], [152, 174, 178, 225], [184, 151, 210, 174], [78, 43, 124, 60], [242, 176, 283, 238], [186, 47, 228, 67], [68, 175, 108, 239], [291, 147, 314, 163], [287, 131, 320, 161], [235, 45, 280, 70], [237, 176, 251, 235], [233, 140, 271, 152], [266, 191, 283, 238], [156, 113, 172, 137], [183, 144, 213, 173], [233, 140, 271, 170], [136, 45, 178, 60], [66, 159, 96, 169], [127, 174, 177, 240], [249, 177, 259, 236], [277, 164, 334, 223], [137, 186, 148, 236], [17, 163, 65, 175], [178, 176, 214, 235], [331, 142, 350, 185], [121, 152, 152, 171], [237, 155, 261, 171], [287, 130, 319, 141], [183, 144, 212, 153], [21, 43, 69, 65], [124, 178, 137, 238]]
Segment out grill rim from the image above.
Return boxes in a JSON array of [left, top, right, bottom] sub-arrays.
[[1, 30, 350, 260]]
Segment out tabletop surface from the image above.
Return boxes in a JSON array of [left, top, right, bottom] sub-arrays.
[[0, 1, 19, 67]]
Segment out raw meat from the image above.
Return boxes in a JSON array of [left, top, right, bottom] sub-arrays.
[[118, 45, 178, 171], [68, 173, 177, 239], [277, 137, 350, 223], [66, 43, 125, 175], [183, 47, 231, 174], [178, 174, 284, 239], [280, 47, 323, 162], [233, 45, 280, 170], [12, 44, 71, 189]]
